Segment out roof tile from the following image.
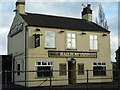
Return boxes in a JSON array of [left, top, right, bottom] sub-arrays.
[[20, 13, 110, 32]]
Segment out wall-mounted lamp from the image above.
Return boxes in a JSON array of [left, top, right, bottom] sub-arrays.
[[102, 33, 107, 36], [35, 29, 41, 31], [71, 58, 76, 64], [59, 30, 65, 33], [81, 32, 86, 35], [33, 34, 43, 36]]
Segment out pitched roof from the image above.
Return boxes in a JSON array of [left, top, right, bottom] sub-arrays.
[[20, 13, 110, 33]]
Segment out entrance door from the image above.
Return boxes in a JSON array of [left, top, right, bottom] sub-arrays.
[[68, 61, 76, 84]]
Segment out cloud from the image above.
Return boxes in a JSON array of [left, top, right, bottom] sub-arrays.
[[21, 0, 120, 2], [108, 15, 118, 34], [110, 35, 118, 62], [23, 2, 119, 62], [0, 0, 119, 2], [91, 2, 118, 62], [92, 3, 99, 22], [0, 2, 15, 27], [26, 2, 83, 18], [0, 27, 9, 55], [0, 1, 118, 63]]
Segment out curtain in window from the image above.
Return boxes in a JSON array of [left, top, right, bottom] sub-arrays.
[[46, 31, 55, 48], [90, 35, 98, 50], [67, 33, 76, 49]]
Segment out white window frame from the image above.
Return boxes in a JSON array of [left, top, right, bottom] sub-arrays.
[[45, 31, 56, 48], [35, 61, 53, 78], [90, 35, 98, 50], [67, 33, 76, 49], [92, 62, 106, 76]]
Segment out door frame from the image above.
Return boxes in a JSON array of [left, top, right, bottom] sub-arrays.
[[68, 60, 76, 84]]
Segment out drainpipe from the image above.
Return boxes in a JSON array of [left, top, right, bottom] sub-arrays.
[[25, 26, 27, 87], [12, 55, 15, 84]]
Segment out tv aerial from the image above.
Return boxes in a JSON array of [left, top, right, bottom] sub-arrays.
[[82, 4, 86, 8]]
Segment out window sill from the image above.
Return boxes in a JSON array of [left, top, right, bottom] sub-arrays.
[[35, 76, 54, 79], [78, 74, 84, 75], [89, 49, 99, 52], [45, 47, 57, 49], [66, 48, 77, 50], [59, 75, 67, 76], [93, 75, 107, 77]]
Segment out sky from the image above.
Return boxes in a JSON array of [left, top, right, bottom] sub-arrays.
[[0, 0, 119, 62]]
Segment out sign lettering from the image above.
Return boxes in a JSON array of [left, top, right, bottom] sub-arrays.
[[48, 51, 97, 58], [9, 23, 23, 37]]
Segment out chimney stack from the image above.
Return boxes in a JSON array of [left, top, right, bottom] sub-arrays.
[[15, 0, 25, 14], [81, 4, 92, 22]]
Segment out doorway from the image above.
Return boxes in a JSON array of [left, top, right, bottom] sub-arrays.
[[68, 61, 76, 84]]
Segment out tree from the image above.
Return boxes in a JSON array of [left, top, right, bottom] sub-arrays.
[[96, 4, 108, 29]]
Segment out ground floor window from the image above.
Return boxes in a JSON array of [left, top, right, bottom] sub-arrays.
[[17, 64, 20, 76], [36, 61, 53, 77], [93, 62, 106, 76], [78, 63, 84, 75], [59, 63, 67, 76]]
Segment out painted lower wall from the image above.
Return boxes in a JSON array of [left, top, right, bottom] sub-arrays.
[[14, 57, 112, 87], [10, 26, 112, 87]]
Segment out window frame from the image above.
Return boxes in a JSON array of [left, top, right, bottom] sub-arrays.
[[90, 35, 98, 50], [93, 62, 106, 76], [17, 64, 20, 76], [78, 63, 84, 75], [59, 63, 67, 76], [35, 61, 53, 78], [67, 33, 76, 49], [45, 31, 56, 49], [33, 34, 40, 48], [21, 59, 24, 73]]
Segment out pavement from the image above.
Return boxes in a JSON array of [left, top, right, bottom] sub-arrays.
[[1, 82, 120, 90]]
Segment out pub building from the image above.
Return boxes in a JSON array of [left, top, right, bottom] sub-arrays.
[[8, 0, 113, 87]]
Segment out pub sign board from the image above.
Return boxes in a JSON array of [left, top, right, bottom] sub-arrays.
[[48, 51, 97, 58]]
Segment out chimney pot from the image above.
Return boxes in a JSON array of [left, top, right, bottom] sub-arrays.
[[16, 0, 25, 6], [15, 0, 25, 14], [81, 4, 92, 22], [87, 4, 91, 7]]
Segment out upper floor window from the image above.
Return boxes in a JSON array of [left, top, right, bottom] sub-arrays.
[[67, 33, 76, 49], [90, 35, 98, 50], [33, 34, 40, 48], [45, 31, 56, 48]]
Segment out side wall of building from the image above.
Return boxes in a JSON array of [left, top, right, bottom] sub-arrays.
[[8, 14, 28, 86]]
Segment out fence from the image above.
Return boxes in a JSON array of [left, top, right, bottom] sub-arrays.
[[1, 69, 120, 89]]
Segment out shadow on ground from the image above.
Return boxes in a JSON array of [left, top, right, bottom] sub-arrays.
[[2, 82, 119, 90]]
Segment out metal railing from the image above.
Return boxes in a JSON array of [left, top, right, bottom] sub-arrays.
[[2, 69, 120, 89]]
